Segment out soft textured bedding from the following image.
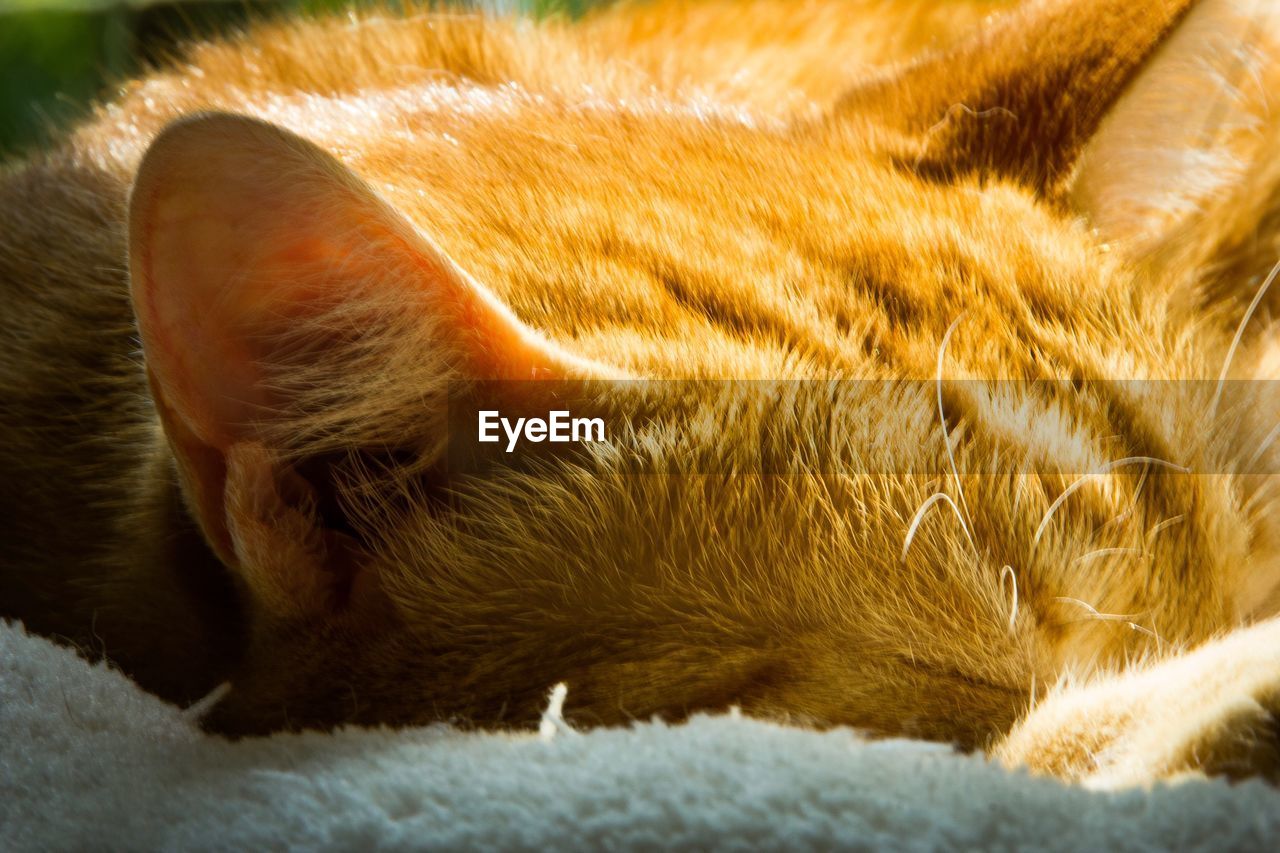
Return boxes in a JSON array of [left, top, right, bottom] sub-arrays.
[[2, 620, 1277, 852]]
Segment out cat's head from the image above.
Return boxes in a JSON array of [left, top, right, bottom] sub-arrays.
[[127, 0, 1280, 737]]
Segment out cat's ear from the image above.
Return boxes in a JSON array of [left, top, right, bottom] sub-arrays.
[[840, 0, 1199, 199], [1068, 0, 1280, 248], [128, 112, 612, 617]]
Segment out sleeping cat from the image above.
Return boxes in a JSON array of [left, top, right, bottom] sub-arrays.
[[2, 0, 1280, 788]]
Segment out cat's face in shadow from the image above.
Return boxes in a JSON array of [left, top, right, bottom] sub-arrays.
[[119, 0, 1280, 736]]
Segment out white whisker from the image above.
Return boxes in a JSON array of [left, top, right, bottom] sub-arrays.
[[1000, 565, 1018, 634], [1247, 420, 1280, 471], [1126, 623, 1162, 651], [902, 491, 976, 562], [923, 104, 1019, 138], [1034, 457, 1189, 545], [1073, 547, 1147, 564], [1212, 255, 1280, 416], [936, 313, 975, 537], [1146, 515, 1185, 544], [1054, 597, 1144, 626], [1035, 477, 1105, 546], [1106, 465, 1150, 529]]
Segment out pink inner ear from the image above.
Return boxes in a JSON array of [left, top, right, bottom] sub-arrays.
[[128, 116, 406, 452], [133, 197, 265, 452], [134, 179, 339, 451]]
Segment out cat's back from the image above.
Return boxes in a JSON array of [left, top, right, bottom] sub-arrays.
[[0, 0, 999, 398]]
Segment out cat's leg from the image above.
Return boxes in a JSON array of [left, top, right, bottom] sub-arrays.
[[993, 617, 1280, 787]]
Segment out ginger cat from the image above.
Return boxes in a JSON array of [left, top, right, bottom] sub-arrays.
[[3, 0, 1280, 788]]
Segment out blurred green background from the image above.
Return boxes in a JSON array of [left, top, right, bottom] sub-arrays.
[[0, 0, 597, 159]]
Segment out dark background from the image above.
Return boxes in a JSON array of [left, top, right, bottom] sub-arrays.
[[0, 1, 596, 158]]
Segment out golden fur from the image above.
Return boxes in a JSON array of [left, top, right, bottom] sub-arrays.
[[3, 0, 1280, 786]]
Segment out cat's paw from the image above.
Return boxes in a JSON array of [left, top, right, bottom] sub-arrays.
[[995, 619, 1280, 788]]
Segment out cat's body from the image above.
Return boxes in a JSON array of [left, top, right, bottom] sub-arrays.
[[4, 0, 1280, 787]]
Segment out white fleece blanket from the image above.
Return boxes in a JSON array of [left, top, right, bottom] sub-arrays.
[[1, 621, 1277, 852]]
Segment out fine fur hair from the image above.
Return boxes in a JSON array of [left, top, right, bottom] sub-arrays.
[[3, 0, 1280, 787]]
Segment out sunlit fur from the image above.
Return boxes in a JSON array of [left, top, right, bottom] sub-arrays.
[[3, 0, 1280, 787]]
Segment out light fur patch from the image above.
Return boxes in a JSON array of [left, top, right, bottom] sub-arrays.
[[1070, 0, 1280, 246]]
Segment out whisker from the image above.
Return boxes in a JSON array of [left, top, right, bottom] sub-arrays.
[[1212, 255, 1280, 416], [538, 682, 576, 741], [902, 491, 976, 562], [1054, 597, 1166, 649], [1054, 597, 1147, 627], [1105, 465, 1150, 529], [922, 103, 1019, 138], [1073, 547, 1147, 564], [1246, 420, 1280, 472], [1034, 456, 1189, 545], [1000, 565, 1018, 634], [181, 682, 232, 724], [1146, 515, 1185, 544], [915, 106, 1018, 169], [936, 313, 975, 534], [1125, 622, 1163, 652]]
